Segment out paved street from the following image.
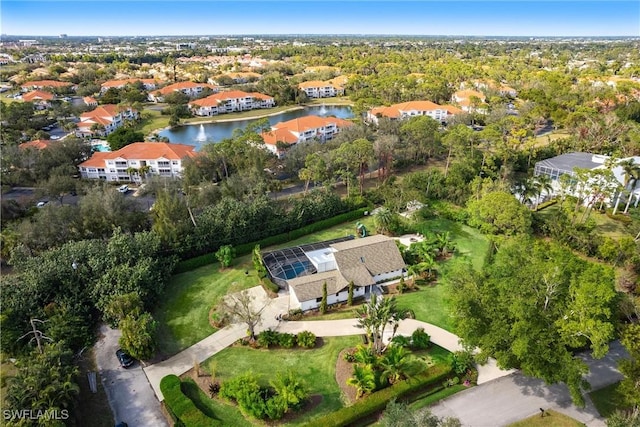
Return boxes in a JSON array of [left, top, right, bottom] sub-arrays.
[[429, 341, 628, 427], [94, 325, 168, 427]]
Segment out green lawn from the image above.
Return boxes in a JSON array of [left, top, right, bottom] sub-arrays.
[[139, 109, 170, 135], [181, 378, 252, 426], [589, 382, 626, 418], [508, 410, 585, 427], [203, 336, 360, 426], [154, 256, 257, 356], [396, 218, 490, 331]]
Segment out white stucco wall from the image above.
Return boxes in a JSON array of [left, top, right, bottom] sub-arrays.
[[373, 269, 405, 284]]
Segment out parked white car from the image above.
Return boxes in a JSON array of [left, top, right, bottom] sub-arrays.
[[118, 185, 129, 193]]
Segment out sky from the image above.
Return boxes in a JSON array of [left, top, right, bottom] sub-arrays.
[[1, 1, 639, 37]]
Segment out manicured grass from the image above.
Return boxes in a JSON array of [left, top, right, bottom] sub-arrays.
[[589, 382, 626, 418], [180, 378, 251, 426], [139, 109, 170, 135], [154, 256, 257, 356], [534, 131, 571, 147], [507, 410, 585, 427], [203, 336, 361, 426], [155, 216, 376, 354], [396, 218, 490, 331], [408, 384, 467, 411]]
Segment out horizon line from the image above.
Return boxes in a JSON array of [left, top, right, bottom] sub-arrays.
[[3, 34, 640, 38]]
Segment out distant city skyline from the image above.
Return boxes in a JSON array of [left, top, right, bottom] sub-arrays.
[[2, 1, 639, 37]]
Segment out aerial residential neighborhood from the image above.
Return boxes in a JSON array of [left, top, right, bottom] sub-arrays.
[[1, 1, 639, 427]]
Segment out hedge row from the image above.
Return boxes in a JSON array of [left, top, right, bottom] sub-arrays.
[[160, 374, 220, 427], [174, 208, 368, 273], [534, 199, 558, 211], [305, 365, 452, 427]]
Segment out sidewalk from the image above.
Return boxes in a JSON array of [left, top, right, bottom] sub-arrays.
[[145, 287, 514, 401]]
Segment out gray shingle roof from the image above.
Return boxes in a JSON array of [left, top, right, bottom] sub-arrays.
[[288, 270, 348, 302], [535, 152, 604, 174], [332, 235, 406, 286]]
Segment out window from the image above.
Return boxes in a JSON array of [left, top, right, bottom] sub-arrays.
[[158, 161, 170, 167], [171, 161, 178, 165], [316, 297, 322, 303]]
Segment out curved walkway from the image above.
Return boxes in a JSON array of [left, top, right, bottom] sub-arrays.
[[143, 287, 512, 401]]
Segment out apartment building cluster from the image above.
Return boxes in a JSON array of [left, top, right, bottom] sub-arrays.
[[366, 100, 462, 124], [188, 90, 275, 116]]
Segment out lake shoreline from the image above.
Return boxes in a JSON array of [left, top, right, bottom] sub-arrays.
[[157, 104, 355, 146], [153, 102, 354, 135]]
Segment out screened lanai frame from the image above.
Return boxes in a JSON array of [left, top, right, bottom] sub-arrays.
[[262, 235, 355, 288]]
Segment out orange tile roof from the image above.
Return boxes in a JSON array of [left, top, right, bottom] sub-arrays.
[[101, 78, 159, 88], [370, 100, 450, 119], [79, 151, 112, 167], [189, 90, 272, 107], [454, 89, 485, 100], [272, 115, 352, 134], [441, 104, 463, 115], [22, 90, 54, 101], [261, 128, 299, 146], [83, 96, 97, 104], [298, 80, 336, 89], [79, 142, 197, 168], [154, 81, 217, 95], [21, 80, 72, 88], [20, 139, 53, 150]]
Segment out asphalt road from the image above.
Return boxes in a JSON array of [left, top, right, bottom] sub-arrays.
[[429, 341, 628, 426], [2, 187, 155, 211], [94, 324, 168, 427]]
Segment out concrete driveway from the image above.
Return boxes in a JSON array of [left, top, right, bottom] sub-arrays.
[[94, 324, 168, 427], [429, 341, 628, 426]]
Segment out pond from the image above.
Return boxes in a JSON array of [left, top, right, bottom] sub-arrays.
[[159, 105, 354, 151]]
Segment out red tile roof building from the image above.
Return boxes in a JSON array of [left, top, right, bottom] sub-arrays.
[[149, 81, 218, 102], [21, 80, 73, 91], [20, 139, 54, 150], [298, 79, 346, 98], [76, 104, 138, 138], [188, 90, 275, 116], [261, 115, 352, 157], [100, 78, 160, 93], [78, 142, 197, 181], [22, 90, 55, 109], [366, 100, 459, 124]]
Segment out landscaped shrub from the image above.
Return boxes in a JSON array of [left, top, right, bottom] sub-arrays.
[[160, 374, 220, 426], [219, 371, 307, 421], [411, 328, 431, 349], [257, 330, 280, 348], [286, 309, 304, 321], [277, 333, 296, 349], [391, 335, 411, 348], [296, 331, 317, 348], [452, 350, 475, 375], [305, 366, 452, 427]]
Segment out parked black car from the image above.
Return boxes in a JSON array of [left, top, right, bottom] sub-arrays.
[[115, 349, 134, 368]]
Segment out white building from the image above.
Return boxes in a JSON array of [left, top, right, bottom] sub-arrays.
[[298, 80, 345, 98], [262, 235, 406, 312], [78, 142, 197, 182], [188, 90, 274, 116], [149, 81, 218, 102], [261, 115, 353, 158], [367, 101, 461, 124], [76, 104, 138, 138]]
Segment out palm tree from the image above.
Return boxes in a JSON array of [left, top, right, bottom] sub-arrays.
[[379, 344, 425, 384], [346, 364, 376, 399], [532, 174, 553, 210], [356, 294, 406, 355], [435, 232, 455, 257], [374, 207, 394, 235], [352, 345, 376, 365], [125, 166, 138, 182], [621, 160, 640, 214], [138, 164, 152, 181]]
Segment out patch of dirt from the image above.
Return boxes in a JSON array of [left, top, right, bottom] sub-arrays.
[[335, 348, 358, 405], [181, 367, 214, 396]]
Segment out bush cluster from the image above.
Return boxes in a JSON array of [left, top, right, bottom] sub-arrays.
[[160, 375, 221, 426], [256, 329, 317, 349], [174, 207, 367, 273], [305, 366, 452, 427]]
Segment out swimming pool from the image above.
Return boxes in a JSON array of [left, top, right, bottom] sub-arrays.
[[92, 143, 111, 152], [281, 261, 311, 280]]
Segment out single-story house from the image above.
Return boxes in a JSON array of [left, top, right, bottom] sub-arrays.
[[263, 234, 406, 312]]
